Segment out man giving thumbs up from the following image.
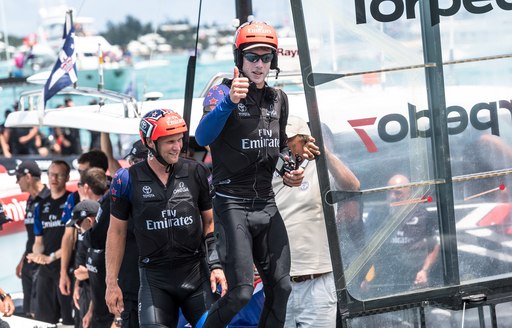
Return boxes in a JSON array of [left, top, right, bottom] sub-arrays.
[[195, 21, 320, 328]]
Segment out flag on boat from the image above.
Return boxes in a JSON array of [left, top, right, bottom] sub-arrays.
[[43, 14, 77, 107]]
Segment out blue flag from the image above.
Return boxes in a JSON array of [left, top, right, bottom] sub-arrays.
[[43, 25, 78, 107]]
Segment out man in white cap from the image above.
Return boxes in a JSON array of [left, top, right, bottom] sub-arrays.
[[273, 115, 360, 328]]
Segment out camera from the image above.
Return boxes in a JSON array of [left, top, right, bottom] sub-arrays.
[[275, 153, 296, 177]]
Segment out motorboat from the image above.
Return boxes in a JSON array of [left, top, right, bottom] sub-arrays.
[[11, 4, 132, 92]]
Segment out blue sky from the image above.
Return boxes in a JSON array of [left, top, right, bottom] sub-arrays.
[[1, 0, 292, 37]]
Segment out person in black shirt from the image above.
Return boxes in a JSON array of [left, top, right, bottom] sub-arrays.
[[85, 145, 146, 328], [69, 199, 105, 328], [27, 160, 73, 325], [59, 150, 109, 298], [54, 98, 82, 155], [2, 125, 40, 157], [106, 109, 226, 327], [2, 102, 40, 157], [12, 160, 50, 318], [360, 174, 440, 297], [68, 168, 109, 328], [195, 22, 320, 328]]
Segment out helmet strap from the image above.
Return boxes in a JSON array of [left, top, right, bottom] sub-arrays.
[[148, 140, 174, 172], [275, 67, 281, 79]]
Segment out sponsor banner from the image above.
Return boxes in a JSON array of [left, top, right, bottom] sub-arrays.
[[0, 193, 29, 235]]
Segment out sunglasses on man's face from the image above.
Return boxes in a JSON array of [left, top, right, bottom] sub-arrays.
[[243, 52, 274, 64]]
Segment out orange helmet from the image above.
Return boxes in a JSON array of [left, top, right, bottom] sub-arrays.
[[234, 21, 279, 71], [235, 21, 278, 51], [139, 109, 187, 146]]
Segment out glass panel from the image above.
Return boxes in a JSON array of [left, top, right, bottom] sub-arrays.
[[424, 305, 492, 328], [347, 308, 421, 327], [338, 183, 442, 300], [300, 0, 512, 299], [300, 0, 441, 300], [440, 5, 512, 283], [347, 304, 499, 327], [496, 302, 512, 327], [438, 0, 512, 86]]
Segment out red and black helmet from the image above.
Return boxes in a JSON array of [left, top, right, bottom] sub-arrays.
[[139, 109, 187, 146], [234, 21, 279, 71]]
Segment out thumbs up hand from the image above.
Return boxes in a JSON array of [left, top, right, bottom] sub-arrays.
[[229, 66, 249, 104]]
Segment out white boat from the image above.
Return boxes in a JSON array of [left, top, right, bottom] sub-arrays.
[[12, 3, 132, 92]]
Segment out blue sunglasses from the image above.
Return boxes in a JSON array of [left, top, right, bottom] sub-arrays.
[[243, 52, 274, 63]]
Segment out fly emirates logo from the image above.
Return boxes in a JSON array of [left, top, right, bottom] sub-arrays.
[[146, 209, 193, 231], [241, 128, 280, 150]]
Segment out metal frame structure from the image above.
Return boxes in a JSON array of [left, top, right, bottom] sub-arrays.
[[289, 0, 512, 326]]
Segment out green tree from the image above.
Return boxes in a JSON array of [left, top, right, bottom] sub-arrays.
[[101, 15, 153, 46]]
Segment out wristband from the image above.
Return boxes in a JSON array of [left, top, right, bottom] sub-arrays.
[[50, 252, 56, 262], [204, 232, 222, 271]]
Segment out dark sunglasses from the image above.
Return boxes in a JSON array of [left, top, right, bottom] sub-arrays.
[[243, 52, 274, 63]]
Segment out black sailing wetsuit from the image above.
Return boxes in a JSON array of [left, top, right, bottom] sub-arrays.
[[110, 158, 216, 327], [86, 193, 139, 328], [83, 194, 114, 328], [196, 80, 292, 328], [21, 185, 50, 315]]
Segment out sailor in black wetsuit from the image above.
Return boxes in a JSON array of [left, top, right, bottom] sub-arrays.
[[195, 21, 320, 328], [105, 109, 227, 328], [27, 160, 74, 325], [13, 160, 50, 318]]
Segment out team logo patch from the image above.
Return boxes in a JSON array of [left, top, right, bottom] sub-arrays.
[[173, 181, 189, 195], [142, 185, 155, 199], [237, 103, 250, 117]]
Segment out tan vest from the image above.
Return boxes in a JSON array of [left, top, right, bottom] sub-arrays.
[[272, 160, 332, 276]]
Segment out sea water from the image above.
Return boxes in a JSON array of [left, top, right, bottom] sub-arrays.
[[0, 53, 234, 156], [0, 53, 233, 123]]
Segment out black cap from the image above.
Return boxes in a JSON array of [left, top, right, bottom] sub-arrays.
[[67, 200, 100, 227], [124, 140, 148, 160], [9, 160, 41, 178]]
